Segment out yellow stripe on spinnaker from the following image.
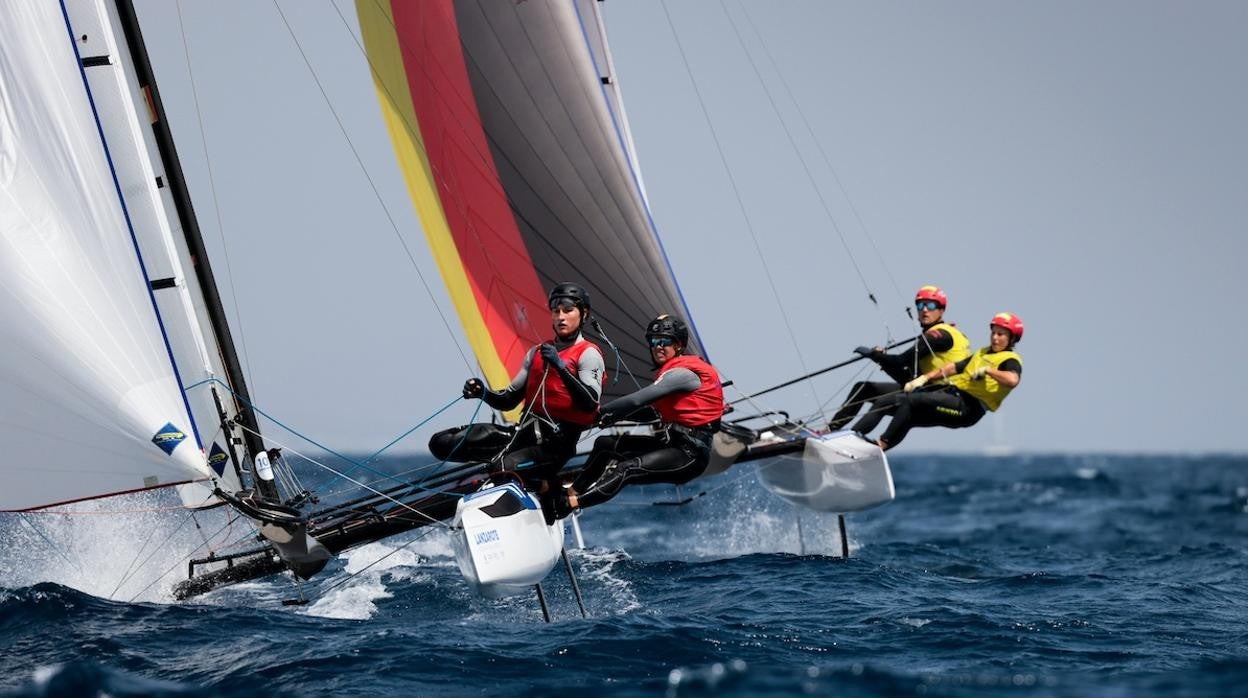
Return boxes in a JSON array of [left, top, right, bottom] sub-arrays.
[[356, 1, 518, 419]]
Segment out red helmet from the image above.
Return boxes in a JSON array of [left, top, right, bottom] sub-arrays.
[[914, 285, 947, 308], [990, 312, 1024, 342]]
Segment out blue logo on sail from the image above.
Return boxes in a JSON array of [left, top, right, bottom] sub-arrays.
[[207, 442, 229, 476], [151, 422, 187, 455]]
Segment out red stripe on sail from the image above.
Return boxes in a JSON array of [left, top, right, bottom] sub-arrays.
[[389, 1, 548, 371], [4, 479, 202, 513]]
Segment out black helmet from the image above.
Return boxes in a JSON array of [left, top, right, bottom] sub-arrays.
[[645, 314, 689, 346], [548, 282, 590, 312]]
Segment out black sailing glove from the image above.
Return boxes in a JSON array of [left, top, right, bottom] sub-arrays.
[[462, 377, 484, 400], [596, 408, 620, 428], [539, 343, 565, 371], [549, 347, 601, 412]]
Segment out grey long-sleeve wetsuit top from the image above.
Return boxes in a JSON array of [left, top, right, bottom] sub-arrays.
[[599, 365, 701, 421]]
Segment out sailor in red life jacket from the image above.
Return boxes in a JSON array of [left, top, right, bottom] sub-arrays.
[[551, 314, 724, 517], [865, 312, 1024, 450], [427, 283, 605, 495]]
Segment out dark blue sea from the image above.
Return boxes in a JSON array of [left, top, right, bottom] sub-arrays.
[[3, 454, 1247, 696]]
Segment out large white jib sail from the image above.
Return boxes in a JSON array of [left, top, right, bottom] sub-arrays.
[[0, 0, 251, 511]]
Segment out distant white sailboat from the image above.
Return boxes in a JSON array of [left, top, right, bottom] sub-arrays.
[[982, 413, 1015, 457]]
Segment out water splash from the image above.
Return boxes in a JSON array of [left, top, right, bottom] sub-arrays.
[[0, 490, 250, 603]]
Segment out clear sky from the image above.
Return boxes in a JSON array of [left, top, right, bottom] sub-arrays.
[[134, 1, 1247, 454]]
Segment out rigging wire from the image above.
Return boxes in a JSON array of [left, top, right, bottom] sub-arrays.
[[807, 362, 874, 423], [591, 319, 643, 390], [362, 395, 464, 463], [270, 0, 474, 372], [299, 395, 476, 502], [318, 374, 596, 504], [16, 514, 89, 589], [173, 0, 256, 390], [233, 422, 464, 527], [726, 388, 820, 441], [720, 0, 932, 414], [108, 499, 199, 599], [718, 0, 881, 316], [656, 0, 822, 412], [725, 1, 950, 403], [729, 0, 949, 395], [107, 506, 199, 600], [187, 376, 481, 501], [310, 399, 483, 503], [732, 0, 911, 327], [271, 454, 301, 502], [800, 381, 942, 440], [183, 374, 490, 508], [475, 365, 563, 480], [189, 508, 231, 558], [734, 366, 863, 432], [185, 377, 368, 470], [125, 513, 252, 603]]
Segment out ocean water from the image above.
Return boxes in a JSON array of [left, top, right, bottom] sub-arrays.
[[2, 453, 1247, 696]]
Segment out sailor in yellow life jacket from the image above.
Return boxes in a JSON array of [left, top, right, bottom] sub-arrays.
[[861, 312, 1024, 451], [828, 284, 971, 433]]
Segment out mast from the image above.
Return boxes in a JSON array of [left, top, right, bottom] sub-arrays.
[[111, 0, 276, 500]]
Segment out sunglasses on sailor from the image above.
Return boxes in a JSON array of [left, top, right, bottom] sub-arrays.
[[549, 300, 578, 313], [648, 337, 676, 348], [915, 300, 943, 311]]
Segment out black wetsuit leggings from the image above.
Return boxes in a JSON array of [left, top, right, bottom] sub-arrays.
[[828, 380, 902, 431], [869, 386, 986, 448], [427, 421, 579, 486], [571, 432, 709, 509]]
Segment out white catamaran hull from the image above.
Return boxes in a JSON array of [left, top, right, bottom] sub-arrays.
[[451, 483, 564, 599], [756, 432, 895, 513]]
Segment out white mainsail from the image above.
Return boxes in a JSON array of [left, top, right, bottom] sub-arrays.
[[0, 0, 244, 511]]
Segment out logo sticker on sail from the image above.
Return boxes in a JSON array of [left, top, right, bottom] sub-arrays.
[[151, 422, 187, 455], [207, 443, 229, 476]]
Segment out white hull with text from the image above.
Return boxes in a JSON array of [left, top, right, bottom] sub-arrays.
[[451, 483, 564, 599]]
